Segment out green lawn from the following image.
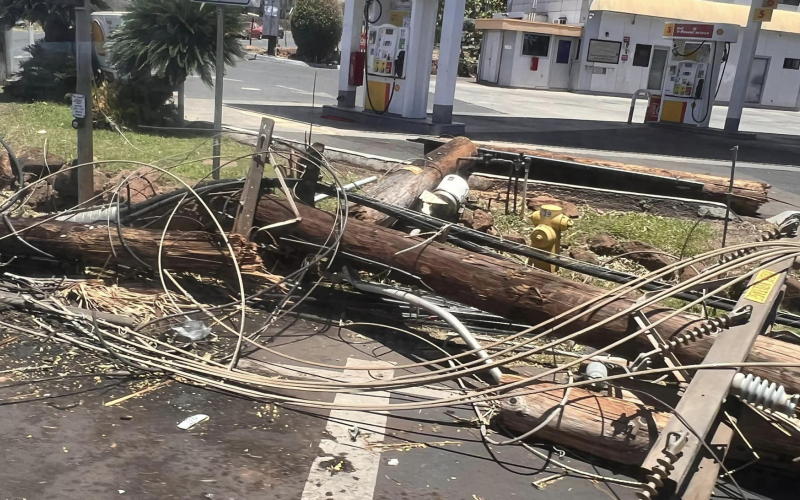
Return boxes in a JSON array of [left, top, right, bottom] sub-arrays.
[[565, 210, 719, 257], [0, 101, 257, 182]]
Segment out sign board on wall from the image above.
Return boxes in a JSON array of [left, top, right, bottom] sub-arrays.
[[586, 39, 621, 64], [192, 0, 259, 5], [663, 22, 739, 42], [753, 8, 775, 22]]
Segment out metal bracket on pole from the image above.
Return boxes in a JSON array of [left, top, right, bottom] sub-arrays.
[[639, 254, 793, 500], [634, 311, 691, 385], [295, 143, 324, 206], [232, 118, 274, 238]]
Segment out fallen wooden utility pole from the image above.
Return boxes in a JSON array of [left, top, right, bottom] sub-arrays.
[[497, 378, 800, 469], [0, 218, 263, 272], [474, 142, 770, 215], [350, 137, 477, 226], [253, 196, 800, 394]]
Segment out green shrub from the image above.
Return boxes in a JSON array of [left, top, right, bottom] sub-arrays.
[[5, 41, 77, 102], [291, 0, 343, 63], [108, 0, 244, 87]]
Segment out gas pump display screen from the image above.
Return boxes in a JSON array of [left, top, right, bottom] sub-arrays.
[[587, 39, 622, 64]]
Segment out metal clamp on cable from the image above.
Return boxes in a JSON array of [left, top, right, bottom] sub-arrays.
[[638, 432, 688, 500]]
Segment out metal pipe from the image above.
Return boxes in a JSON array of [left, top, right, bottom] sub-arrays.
[[314, 176, 378, 202], [346, 275, 503, 384], [212, 5, 225, 180], [722, 145, 738, 248], [628, 89, 651, 124], [520, 160, 530, 218]]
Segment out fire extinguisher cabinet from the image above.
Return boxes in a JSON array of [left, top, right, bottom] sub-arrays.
[[645, 95, 662, 122]]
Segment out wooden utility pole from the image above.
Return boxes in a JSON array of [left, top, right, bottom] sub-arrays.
[[498, 378, 800, 470], [252, 195, 800, 395], [0, 218, 263, 273]]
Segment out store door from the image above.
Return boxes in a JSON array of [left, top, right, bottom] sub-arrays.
[[550, 38, 573, 89], [647, 48, 669, 91], [479, 31, 501, 83], [497, 31, 516, 85]]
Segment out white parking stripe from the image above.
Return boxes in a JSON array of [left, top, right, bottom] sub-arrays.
[[236, 359, 462, 400], [300, 358, 395, 500]]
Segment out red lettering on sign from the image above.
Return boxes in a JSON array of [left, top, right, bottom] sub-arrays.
[[673, 23, 714, 39]]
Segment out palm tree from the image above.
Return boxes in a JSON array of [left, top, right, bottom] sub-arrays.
[[107, 0, 245, 122], [0, 0, 108, 42]]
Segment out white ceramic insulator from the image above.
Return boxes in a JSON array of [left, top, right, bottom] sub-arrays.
[[731, 373, 797, 416]]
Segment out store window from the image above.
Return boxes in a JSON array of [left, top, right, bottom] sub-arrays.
[[522, 34, 550, 57], [632, 44, 652, 67]]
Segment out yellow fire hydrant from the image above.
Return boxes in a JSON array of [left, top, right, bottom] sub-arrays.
[[528, 205, 573, 273]]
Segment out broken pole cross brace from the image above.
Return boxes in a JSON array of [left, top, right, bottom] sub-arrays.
[[232, 118, 274, 239]]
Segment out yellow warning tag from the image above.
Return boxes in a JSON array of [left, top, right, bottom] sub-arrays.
[[744, 269, 781, 303], [401, 165, 423, 174]]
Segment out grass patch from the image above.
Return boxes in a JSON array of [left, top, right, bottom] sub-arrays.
[[494, 209, 718, 258], [565, 210, 719, 257], [0, 101, 258, 182]]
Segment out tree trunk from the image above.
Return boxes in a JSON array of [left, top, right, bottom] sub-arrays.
[[0, 218, 263, 273], [349, 137, 477, 226], [253, 195, 800, 394], [474, 142, 770, 215], [498, 377, 800, 469]]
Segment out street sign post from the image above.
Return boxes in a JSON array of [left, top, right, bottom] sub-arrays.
[[192, 0, 261, 179], [74, 0, 94, 204]]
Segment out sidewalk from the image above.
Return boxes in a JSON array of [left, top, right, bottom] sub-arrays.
[[183, 97, 422, 159]]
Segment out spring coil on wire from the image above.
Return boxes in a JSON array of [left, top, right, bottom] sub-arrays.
[[719, 227, 783, 264], [731, 373, 799, 416], [661, 308, 749, 354], [667, 314, 733, 350], [638, 432, 688, 500], [631, 308, 751, 372]]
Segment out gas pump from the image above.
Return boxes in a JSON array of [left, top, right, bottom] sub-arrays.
[[363, 0, 413, 114], [658, 23, 738, 127]]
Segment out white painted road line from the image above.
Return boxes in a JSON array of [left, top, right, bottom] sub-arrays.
[[241, 87, 262, 91], [237, 359, 463, 400], [300, 358, 395, 500]]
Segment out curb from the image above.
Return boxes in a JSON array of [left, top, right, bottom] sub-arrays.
[[246, 53, 340, 70]]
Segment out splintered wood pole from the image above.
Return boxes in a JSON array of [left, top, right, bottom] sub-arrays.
[[497, 378, 800, 470], [232, 118, 274, 238], [349, 137, 477, 226]]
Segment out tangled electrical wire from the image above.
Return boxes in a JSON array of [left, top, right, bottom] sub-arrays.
[[2, 134, 800, 498]]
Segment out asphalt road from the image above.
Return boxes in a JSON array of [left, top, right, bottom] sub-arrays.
[[11, 30, 798, 216], [181, 50, 800, 216]]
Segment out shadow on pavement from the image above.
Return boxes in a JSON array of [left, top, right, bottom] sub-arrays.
[[226, 102, 800, 166]]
